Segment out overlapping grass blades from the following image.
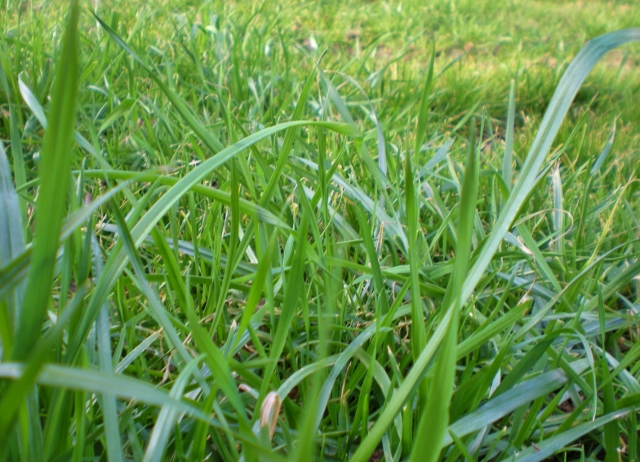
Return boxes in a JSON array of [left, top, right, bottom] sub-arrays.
[[462, 29, 640, 304], [11, 0, 80, 360], [0, 1, 638, 459], [410, 119, 478, 462], [0, 1, 81, 450], [352, 28, 640, 462]]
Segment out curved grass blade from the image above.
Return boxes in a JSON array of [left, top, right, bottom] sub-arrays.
[[353, 29, 640, 462], [0, 362, 210, 421], [444, 360, 591, 447], [143, 355, 204, 462], [79, 169, 286, 227], [515, 408, 633, 462], [462, 29, 640, 306], [98, 98, 135, 134], [65, 119, 357, 364]]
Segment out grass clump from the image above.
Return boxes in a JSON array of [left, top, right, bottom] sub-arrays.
[[1, 0, 640, 461]]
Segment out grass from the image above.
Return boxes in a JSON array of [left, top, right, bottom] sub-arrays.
[[1, 0, 640, 461]]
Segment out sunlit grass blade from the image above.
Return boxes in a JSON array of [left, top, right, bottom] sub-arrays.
[[551, 163, 564, 255], [502, 79, 516, 195], [414, 42, 435, 156], [462, 28, 640, 305]]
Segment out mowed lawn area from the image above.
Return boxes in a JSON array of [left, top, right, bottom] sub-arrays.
[[1, 0, 639, 461]]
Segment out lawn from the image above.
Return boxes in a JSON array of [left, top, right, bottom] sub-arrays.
[[1, 0, 639, 461]]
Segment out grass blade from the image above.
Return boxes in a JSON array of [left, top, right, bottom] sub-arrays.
[[462, 29, 640, 308], [515, 408, 633, 462], [92, 234, 124, 462], [143, 356, 203, 462], [502, 79, 516, 194], [404, 147, 427, 377], [12, 0, 80, 360], [411, 119, 478, 462], [414, 42, 436, 156], [0, 140, 25, 335]]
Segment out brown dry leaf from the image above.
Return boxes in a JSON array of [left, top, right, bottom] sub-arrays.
[[259, 392, 282, 441]]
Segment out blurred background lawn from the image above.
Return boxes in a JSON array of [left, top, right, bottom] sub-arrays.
[[2, 0, 640, 166]]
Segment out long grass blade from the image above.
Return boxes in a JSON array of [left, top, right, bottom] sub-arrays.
[[12, 0, 80, 360], [0, 140, 25, 334], [411, 119, 478, 462], [462, 29, 640, 307]]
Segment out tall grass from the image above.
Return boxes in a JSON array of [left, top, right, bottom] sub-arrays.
[[1, 1, 639, 461]]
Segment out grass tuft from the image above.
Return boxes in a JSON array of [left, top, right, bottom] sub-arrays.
[[0, 1, 639, 461]]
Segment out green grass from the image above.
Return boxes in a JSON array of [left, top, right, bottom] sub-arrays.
[[1, 0, 640, 461]]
